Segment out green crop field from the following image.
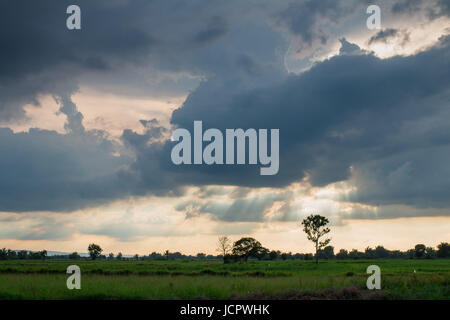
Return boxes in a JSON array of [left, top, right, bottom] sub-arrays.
[[0, 259, 448, 300]]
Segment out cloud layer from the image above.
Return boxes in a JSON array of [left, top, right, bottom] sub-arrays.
[[0, 0, 449, 226]]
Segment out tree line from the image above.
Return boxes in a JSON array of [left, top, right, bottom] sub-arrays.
[[1, 215, 449, 262], [1, 242, 448, 262]]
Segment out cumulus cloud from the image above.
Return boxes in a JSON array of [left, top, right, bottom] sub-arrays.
[[166, 36, 450, 197]]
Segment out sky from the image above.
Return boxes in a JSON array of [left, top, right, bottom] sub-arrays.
[[0, 0, 449, 255]]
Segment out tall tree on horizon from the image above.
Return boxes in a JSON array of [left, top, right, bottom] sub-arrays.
[[301, 214, 331, 264]]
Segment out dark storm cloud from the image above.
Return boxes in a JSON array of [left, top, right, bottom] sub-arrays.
[[156, 36, 450, 209], [276, 0, 355, 45], [274, 0, 377, 50], [1, 0, 449, 220], [121, 35, 450, 217], [0, 0, 152, 121], [0, 0, 271, 120]]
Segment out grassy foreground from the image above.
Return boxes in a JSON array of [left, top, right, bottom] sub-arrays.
[[0, 259, 448, 299]]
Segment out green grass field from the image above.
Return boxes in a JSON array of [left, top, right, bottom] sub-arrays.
[[0, 259, 448, 299]]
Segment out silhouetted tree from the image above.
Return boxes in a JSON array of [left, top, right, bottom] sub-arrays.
[[196, 253, 206, 259], [232, 237, 266, 262], [256, 247, 269, 260], [336, 249, 348, 259], [425, 247, 437, 259], [365, 247, 376, 259], [69, 252, 81, 260], [437, 242, 450, 258], [390, 250, 404, 259], [0, 248, 7, 260], [148, 252, 162, 260], [40, 250, 47, 260], [7, 249, 16, 259], [116, 252, 123, 260], [375, 246, 390, 258], [318, 246, 334, 259], [406, 249, 415, 259], [88, 243, 103, 260], [17, 250, 28, 260], [301, 214, 331, 264], [269, 250, 280, 260], [216, 236, 232, 263], [348, 249, 364, 259], [414, 244, 426, 258], [304, 253, 313, 260]]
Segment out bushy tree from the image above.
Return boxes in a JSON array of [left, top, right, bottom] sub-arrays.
[[348, 249, 364, 259], [365, 247, 376, 259], [406, 249, 415, 259], [88, 243, 103, 260], [414, 244, 426, 258], [0, 248, 7, 260], [425, 247, 437, 259], [318, 246, 334, 259], [196, 253, 206, 260], [40, 250, 47, 260], [437, 242, 450, 258], [269, 250, 280, 260], [336, 249, 348, 259], [69, 252, 81, 260], [256, 247, 269, 260], [17, 250, 28, 260], [375, 246, 390, 258], [7, 249, 16, 259], [301, 214, 331, 264], [232, 237, 267, 262]]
